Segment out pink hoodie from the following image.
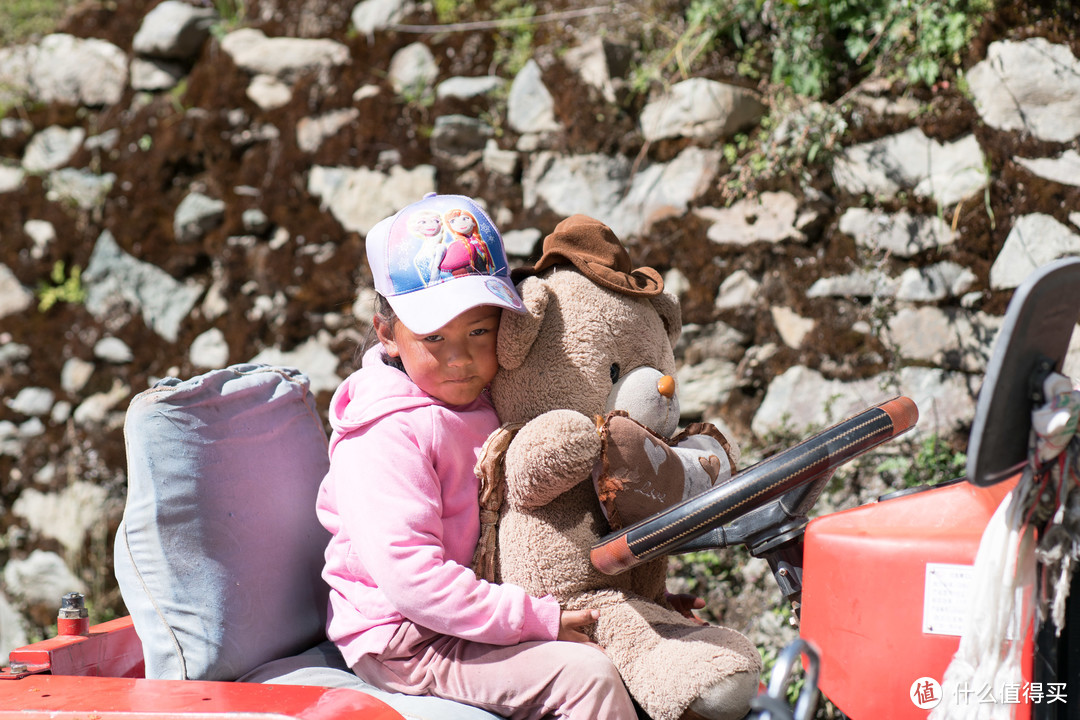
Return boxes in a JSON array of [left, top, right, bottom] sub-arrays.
[[316, 347, 561, 668]]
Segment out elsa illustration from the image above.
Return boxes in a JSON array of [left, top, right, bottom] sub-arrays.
[[408, 209, 447, 286]]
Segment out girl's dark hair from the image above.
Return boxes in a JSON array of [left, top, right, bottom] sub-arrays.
[[356, 292, 405, 372]]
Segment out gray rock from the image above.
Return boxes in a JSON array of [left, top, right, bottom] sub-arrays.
[[664, 268, 691, 299], [174, 191, 226, 243], [676, 358, 739, 418], [94, 336, 134, 364], [190, 328, 230, 369], [0, 163, 25, 193], [0, 342, 31, 369], [968, 38, 1080, 143], [0, 117, 32, 139], [23, 220, 56, 259], [562, 36, 631, 104], [885, 306, 1000, 373], [714, 269, 760, 310], [83, 230, 204, 342], [697, 191, 809, 246], [482, 140, 518, 176], [247, 74, 293, 110], [436, 75, 506, 100], [838, 208, 957, 258], [3, 549, 86, 607], [72, 379, 130, 427], [752, 365, 975, 440], [32, 34, 128, 106], [502, 228, 541, 257], [61, 357, 94, 395], [249, 335, 341, 394], [297, 108, 359, 153], [895, 262, 977, 303], [523, 147, 719, 240], [0, 264, 33, 320], [50, 402, 72, 424], [45, 168, 115, 210], [132, 0, 217, 60], [130, 57, 186, 92], [640, 77, 765, 143], [352, 0, 414, 39], [84, 129, 120, 152], [1014, 150, 1080, 187], [771, 307, 815, 349], [12, 482, 109, 557], [677, 321, 748, 365], [832, 127, 986, 207], [507, 60, 560, 135], [430, 115, 495, 169], [308, 164, 436, 235], [989, 214, 1080, 290], [0, 591, 28, 662], [242, 208, 271, 235], [0, 420, 20, 457], [220, 28, 350, 83], [6, 387, 55, 417], [388, 42, 438, 100], [22, 126, 86, 173], [807, 268, 899, 299]]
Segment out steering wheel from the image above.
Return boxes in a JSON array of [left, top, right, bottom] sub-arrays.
[[591, 396, 919, 575]]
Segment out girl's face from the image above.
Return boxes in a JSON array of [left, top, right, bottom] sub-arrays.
[[410, 212, 443, 237], [449, 213, 476, 236], [375, 304, 501, 406]]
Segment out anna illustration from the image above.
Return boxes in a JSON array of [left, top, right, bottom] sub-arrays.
[[440, 208, 494, 277]]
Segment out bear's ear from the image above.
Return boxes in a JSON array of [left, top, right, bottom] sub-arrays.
[[650, 289, 682, 348], [498, 276, 550, 370]]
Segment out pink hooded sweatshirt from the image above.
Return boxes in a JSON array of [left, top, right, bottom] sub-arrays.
[[316, 347, 561, 668]]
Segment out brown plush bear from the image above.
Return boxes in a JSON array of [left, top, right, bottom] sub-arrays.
[[474, 215, 761, 720]]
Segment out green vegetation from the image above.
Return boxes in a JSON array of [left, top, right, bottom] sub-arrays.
[[37, 261, 86, 312], [632, 0, 994, 200], [878, 434, 968, 488], [209, 0, 245, 39], [647, 0, 994, 99], [0, 0, 81, 46], [490, 0, 537, 78], [433, 0, 475, 24]]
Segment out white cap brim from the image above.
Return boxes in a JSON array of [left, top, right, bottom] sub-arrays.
[[387, 274, 525, 335]]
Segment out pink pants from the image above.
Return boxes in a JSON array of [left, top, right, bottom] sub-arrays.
[[351, 621, 639, 720]]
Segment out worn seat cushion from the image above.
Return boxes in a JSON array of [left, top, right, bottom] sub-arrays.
[[114, 364, 332, 681]]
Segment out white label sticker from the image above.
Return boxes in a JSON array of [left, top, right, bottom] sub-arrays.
[[923, 563, 973, 636], [923, 562, 1023, 638]]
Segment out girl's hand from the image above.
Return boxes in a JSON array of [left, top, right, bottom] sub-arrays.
[[666, 591, 708, 625], [558, 608, 601, 647]]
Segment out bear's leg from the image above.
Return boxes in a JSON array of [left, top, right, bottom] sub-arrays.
[[588, 595, 761, 720], [682, 670, 759, 720]]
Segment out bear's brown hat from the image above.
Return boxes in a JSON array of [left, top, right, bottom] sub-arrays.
[[512, 214, 663, 296]]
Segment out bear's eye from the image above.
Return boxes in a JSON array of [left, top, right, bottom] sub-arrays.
[[609, 363, 621, 384]]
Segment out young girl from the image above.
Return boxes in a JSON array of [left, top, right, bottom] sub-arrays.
[[316, 194, 639, 720]]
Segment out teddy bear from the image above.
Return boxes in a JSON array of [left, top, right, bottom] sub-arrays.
[[473, 215, 762, 720]]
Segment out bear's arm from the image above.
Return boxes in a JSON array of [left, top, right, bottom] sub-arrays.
[[504, 408, 601, 508]]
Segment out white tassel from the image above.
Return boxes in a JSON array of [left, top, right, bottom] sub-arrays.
[[931, 489, 1036, 720]]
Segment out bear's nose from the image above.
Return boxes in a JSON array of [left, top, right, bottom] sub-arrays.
[[657, 375, 675, 398]]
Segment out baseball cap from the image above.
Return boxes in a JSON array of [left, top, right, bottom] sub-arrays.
[[365, 193, 525, 335]]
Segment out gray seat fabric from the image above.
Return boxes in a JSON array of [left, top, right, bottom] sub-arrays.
[[240, 641, 506, 720]]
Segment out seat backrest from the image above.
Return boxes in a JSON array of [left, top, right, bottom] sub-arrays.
[[114, 364, 331, 681]]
